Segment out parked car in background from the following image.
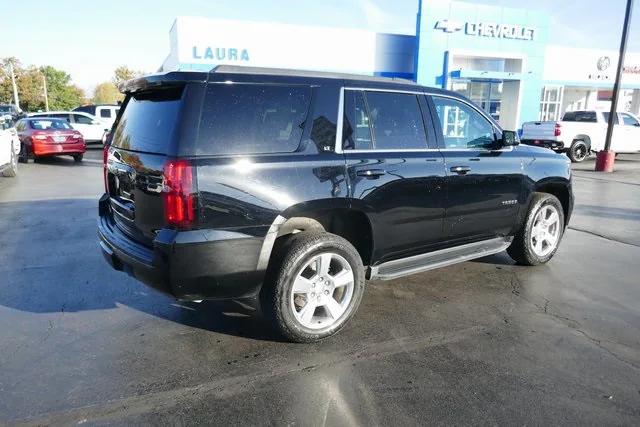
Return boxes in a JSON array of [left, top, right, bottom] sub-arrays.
[[29, 111, 109, 143], [0, 115, 20, 177], [521, 110, 640, 162], [0, 104, 23, 121], [98, 66, 573, 343], [16, 118, 86, 163], [74, 104, 120, 128]]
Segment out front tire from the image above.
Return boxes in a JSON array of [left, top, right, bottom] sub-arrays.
[[261, 232, 365, 343], [568, 140, 589, 163], [507, 193, 565, 266], [73, 154, 83, 163]]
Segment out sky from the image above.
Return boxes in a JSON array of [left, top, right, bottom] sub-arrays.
[[1, 0, 638, 96]]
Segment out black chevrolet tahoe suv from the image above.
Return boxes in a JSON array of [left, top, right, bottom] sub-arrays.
[[98, 66, 573, 342]]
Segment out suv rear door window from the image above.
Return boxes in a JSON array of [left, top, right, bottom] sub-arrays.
[[343, 90, 373, 150], [100, 109, 112, 118], [364, 91, 428, 150], [342, 90, 428, 151], [198, 84, 311, 155], [621, 113, 640, 126], [111, 87, 183, 154]]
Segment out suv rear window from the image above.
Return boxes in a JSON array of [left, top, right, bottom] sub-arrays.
[[111, 87, 183, 154], [197, 84, 311, 155]]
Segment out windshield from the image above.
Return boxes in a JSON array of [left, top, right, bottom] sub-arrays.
[[29, 119, 73, 130]]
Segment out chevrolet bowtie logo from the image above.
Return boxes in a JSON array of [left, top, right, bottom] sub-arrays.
[[435, 20, 464, 33]]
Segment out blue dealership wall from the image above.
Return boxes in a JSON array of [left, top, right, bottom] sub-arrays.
[[416, 0, 550, 124]]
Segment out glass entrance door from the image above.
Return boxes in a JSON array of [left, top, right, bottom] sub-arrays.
[[451, 80, 503, 121]]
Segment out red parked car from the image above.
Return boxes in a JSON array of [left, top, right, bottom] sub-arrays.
[[15, 118, 86, 163]]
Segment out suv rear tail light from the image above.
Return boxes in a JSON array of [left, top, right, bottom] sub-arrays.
[[103, 145, 109, 192], [554, 123, 562, 137], [163, 159, 196, 228]]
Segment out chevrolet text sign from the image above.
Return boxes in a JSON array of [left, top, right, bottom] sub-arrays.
[[435, 20, 536, 41]]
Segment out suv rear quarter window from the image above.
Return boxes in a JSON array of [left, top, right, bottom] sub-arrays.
[[197, 84, 311, 156]]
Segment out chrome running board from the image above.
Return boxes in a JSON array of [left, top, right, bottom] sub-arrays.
[[368, 236, 513, 281]]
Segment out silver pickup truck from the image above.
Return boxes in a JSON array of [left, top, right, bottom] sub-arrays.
[[521, 110, 640, 162]]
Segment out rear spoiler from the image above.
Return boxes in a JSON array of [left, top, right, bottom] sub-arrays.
[[118, 71, 208, 93]]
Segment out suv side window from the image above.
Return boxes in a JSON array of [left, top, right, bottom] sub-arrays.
[[343, 90, 373, 150], [99, 109, 112, 119], [621, 113, 639, 126], [198, 84, 311, 155], [602, 112, 619, 124], [365, 91, 428, 150], [431, 96, 495, 149], [342, 90, 428, 151]]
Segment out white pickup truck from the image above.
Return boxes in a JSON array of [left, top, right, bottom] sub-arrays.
[[521, 110, 640, 162]]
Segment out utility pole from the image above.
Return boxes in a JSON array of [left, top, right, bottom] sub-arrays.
[[42, 72, 49, 112], [596, 0, 634, 172], [9, 62, 20, 110]]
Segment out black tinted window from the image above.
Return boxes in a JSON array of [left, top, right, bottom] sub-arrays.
[[365, 92, 427, 150], [602, 112, 619, 124], [198, 84, 311, 155], [100, 109, 111, 118], [563, 111, 597, 122], [112, 88, 183, 154], [343, 90, 373, 150]]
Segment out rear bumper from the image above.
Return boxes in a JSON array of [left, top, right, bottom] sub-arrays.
[[33, 141, 86, 156], [97, 194, 267, 301], [521, 139, 565, 151]]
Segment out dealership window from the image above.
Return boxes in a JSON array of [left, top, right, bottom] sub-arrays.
[[539, 86, 563, 121]]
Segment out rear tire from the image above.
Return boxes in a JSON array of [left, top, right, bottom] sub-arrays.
[[2, 148, 17, 177], [18, 144, 30, 163], [507, 193, 565, 266], [568, 140, 589, 163], [73, 154, 83, 163], [261, 232, 365, 343]]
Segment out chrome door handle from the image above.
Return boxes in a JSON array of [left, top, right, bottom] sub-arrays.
[[357, 169, 386, 178], [450, 165, 471, 175]]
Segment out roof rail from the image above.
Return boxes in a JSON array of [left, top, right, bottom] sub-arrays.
[[209, 65, 415, 84]]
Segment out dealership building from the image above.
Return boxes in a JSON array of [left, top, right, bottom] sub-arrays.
[[161, 0, 640, 130]]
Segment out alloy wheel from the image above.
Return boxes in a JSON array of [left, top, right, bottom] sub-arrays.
[[530, 205, 561, 257], [289, 252, 355, 330]]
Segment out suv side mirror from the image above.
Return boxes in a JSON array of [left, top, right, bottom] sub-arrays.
[[500, 130, 519, 147]]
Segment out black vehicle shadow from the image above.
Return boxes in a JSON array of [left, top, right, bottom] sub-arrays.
[[32, 156, 101, 168], [0, 197, 284, 342], [469, 251, 517, 266]]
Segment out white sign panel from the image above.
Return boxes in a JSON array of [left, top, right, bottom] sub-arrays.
[[544, 46, 640, 86], [169, 17, 378, 74]]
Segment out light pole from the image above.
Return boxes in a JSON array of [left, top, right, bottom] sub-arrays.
[[42, 72, 49, 112], [8, 62, 20, 109], [596, 0, 634, 172]]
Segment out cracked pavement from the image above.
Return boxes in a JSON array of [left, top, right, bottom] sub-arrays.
[[0, 150, 639, 425]]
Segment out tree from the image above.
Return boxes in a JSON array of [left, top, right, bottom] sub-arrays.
[[113, 66, 141, 85], [1, 58, 85, 111], [41, 66, 85, 110], [93, 82, 123, 104]]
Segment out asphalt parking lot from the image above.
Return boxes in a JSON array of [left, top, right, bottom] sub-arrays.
[[1, 149, 639, 425]]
